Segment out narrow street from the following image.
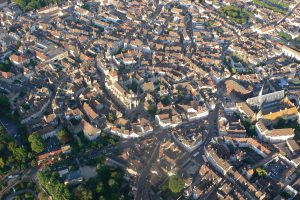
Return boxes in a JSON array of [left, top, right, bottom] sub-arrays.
[[135, 141, 161, 200]]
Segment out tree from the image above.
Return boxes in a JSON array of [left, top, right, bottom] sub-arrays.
[[0, 94, 11, 114], [37, 192, 49, 200], [73, 186, 93, 200], [97, 164, 110, 182], [13, 0, 62, 11], [28, 132, 45, 153], [57, 129, 70, 144], [0, 157, 5, 168], [107, 112, 116, 123], [96, 182, 104, 194], [37, 171, 71, 200], [0, 60, 11, 72], [108, 178, 117, 190], [255, 168, 267, 177], [12, 147, 27, 163], [0, 126, 4, 136], [168, 175, 185, 193], [147, 105, 157, 116], [98, 196, 105, 200], [161, 96, 170, 106], [31, 159, 37, 167]]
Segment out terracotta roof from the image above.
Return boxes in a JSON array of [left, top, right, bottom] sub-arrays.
[[83, 102, 98, 120], [0, 71, 13, 79], [267, 128, 295, 137]]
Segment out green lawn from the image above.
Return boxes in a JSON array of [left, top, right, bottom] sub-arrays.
[[220, 6, 250, 25], [253, 0, 288, 14], [278, 32, 292, 41]]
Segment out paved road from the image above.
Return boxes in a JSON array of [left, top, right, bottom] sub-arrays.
[[135, 141, 161, 200], [274, 0, 300, 26], [0, 168, 37, 199]]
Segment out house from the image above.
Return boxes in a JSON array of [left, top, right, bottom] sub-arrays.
[[0, 71, 15, 83], [204, 145, 232, 176], [143, 82, 155, 92], [83, 102, 99, 122], [37, 145, 71, 166], [286, 140, 300, 155], [82, 120, 101, 140], [236, 102, 256, 121], [64, 170, 84, 185], [9, 54, 29, 66]]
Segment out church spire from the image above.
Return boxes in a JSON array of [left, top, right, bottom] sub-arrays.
[[258, 84, 264, 109]]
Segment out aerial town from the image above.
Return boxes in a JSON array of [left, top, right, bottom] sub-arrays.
[[0, 0, 299, 199]]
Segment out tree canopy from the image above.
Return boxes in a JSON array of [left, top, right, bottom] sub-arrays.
[[13, 0, 62, 11], [0, 94, 11, 115], [28, 132, 45, 153], [220, 6, 250, 25], [71, 160, 130, 200], [37, 170, 71, 200], [255, 168, 268, 177], [73, 186, 93, 200], [57, 129, 70, 144], [0, 126, 30, 173], [168, 175, 185, 193], [0, 59, 11, 72]]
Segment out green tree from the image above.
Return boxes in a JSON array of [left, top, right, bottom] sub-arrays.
[[107, 112, 116, 123], [147, 105, 157, 116], [37, 171, 71, 200], [0, 157, 5, 168], [12, 147, 27, 163], [168, 175, 185, 193], [28, 132, 45, 153], [95, 181, 105, 195], [0, 94, 11, 114], [31, 159, 37, 167], [13, 0, 62, 11], [0, 60, 11, 72], [73, 186, 93, 200], [255, 168, 267, 177], [108, 178, 117, 190], [57, 129, 70, 144], [97, 164, 110, 182], [296, 36, 300, 43], [0, 126, 5, 137], [37, 192, 49, 200], [98, 196, 105, 200]]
